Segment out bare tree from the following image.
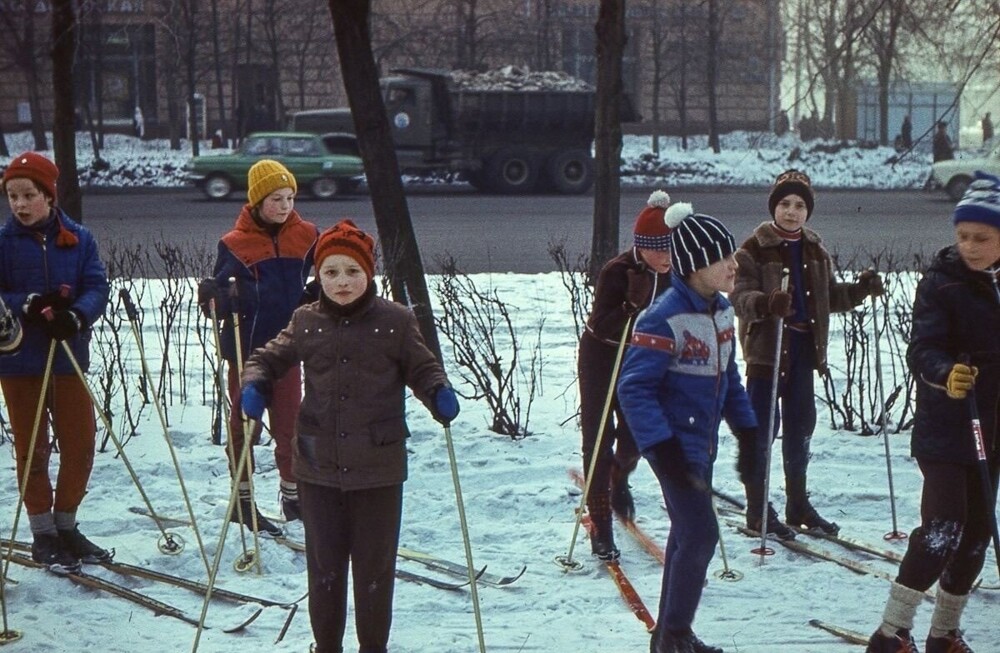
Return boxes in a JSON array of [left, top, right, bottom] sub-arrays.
[[1, 1, 49, 150], [327, 0, 442, 359], [52, 0, 81, 219], [706, 0, 721, 152], [590, 0, 628, 282], [863, 0, 907, 145]]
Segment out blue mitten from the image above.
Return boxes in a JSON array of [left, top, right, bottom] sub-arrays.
[[240, 383, 267, 421], [432, 385, 460, 426]]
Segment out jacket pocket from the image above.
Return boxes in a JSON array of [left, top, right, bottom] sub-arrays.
[[368, 415, 410, 446], [296, 433, 337, 469]]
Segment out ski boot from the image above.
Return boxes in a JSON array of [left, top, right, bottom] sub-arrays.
[[230, 498, 284, 538], [747, 503, 797, 541], [786, 473, 840, 535], [588, 494, 620, 561], [31, 532, 81, 574], [926, 629, 974, 653], [58, 526, 113, 563], [865, 628, 919, 653], [609, 465, 635, 523], [651, 628, 724, 653]]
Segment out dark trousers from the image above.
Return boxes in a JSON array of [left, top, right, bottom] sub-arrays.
[[746, 330, 817, 483], [646, 459, 718, 634], [578, 333, 641, 509], [300, 482, 403, 653], [897, 459, 999, 594]]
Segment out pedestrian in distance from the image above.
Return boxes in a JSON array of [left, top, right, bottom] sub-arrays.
[[729, 169, 883, 540], [0, 152, 112, 573], [197, 159, 319, 535], [901, 114, 913, 150], [933, 121, 955, 162], [982, 111, 994, 145], [578, 189, 674, 560], [865, 171, 1000, 653], [617, 203, 758, 653], [240, 219, 459, 653]]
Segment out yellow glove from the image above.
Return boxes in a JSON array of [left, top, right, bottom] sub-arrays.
[[946, 363, 978, 399]]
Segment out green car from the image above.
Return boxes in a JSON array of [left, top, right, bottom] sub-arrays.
[[184, 132, 365, 200]]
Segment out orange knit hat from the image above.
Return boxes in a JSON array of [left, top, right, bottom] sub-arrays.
[[314, 219, 376, 279], [3, 151, 59, 201]]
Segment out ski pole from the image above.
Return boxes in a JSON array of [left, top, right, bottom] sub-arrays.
[[556, 314, 634, 571], [120, 288, 212, 575], [710, 496, 742, 581], [227, 278, 263, 575], [442, 424, 486, 653], [753, 268, 789, 559], [206, 296, 253, 564], [191, 415, 258, 653], [871, 285, 906, 541], [50, 331, 184, 556], [960, 354, 1000, 580]]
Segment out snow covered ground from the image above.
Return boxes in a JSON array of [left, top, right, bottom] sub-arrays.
[[0, 132, 997, 652]]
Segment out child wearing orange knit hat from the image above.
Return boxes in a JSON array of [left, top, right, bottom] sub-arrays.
[[240, 217, 458, 652]]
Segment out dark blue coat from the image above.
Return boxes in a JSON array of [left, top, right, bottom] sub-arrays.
[[0, 209, 109, 375], [908, 245, 1000, 464]]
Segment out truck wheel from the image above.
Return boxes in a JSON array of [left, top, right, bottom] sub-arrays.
[[204, 174, 233, 200], [945, 176, 971, 202], [545, 150, 594, 194], [485, 149, 539, 194], [311, 177, 340, 199]]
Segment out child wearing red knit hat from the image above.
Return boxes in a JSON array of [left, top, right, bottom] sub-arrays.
[[240, 218, 459, 653], [1, 151, 112, 573], [577, 189, 675, 560]]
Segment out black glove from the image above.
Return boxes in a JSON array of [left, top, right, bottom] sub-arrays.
[[624, 268, 653, 312], [43, 309, 82, 341], [733, 427, 758, 484], [197, 278, 222, 319], [857, 270, 884, 297], [647, 439, 708, 492], [22, 291, 71, 325]]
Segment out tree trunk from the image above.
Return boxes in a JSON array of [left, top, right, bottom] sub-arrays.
[[590, 0, 626, 283], [210, 0, 228, 134], [20, 6, 48, 151], [0, 119, 9, 157], [51, 0, 81, 219], [706, 0, 721, 154], [327, 0, 442, 360]]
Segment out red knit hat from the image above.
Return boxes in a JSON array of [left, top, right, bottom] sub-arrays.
[[314, 219, 376, 279], [633, 190, 672, 250], [3, 151, 59, 201]]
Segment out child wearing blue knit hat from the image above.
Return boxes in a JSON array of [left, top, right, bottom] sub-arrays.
[[865, 170, 1000, 653]]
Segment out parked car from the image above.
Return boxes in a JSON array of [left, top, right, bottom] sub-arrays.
[[927, 142, 1000, 201], [184, 132, 364, 200]]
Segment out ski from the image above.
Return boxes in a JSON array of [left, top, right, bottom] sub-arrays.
[[395, 566, 486, 591], [808, 618, 871, 646], [581, 515, 656, 631], [791, 526, 905, 564], [396, 546, 526, 587], [567, 468, 664, 565], [4, 548, 199, 626], [128, 505, 192, 528]]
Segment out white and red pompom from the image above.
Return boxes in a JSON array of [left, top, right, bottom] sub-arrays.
[[664, 202, 694, 229], [646, 189, 671, 209]]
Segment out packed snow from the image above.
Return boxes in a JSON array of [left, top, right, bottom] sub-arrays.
[[0, 132, 997, 653]]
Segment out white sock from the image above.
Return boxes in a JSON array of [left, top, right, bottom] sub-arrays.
[[879, 582, 924, 637], [929, 587, 968, 638], [28, 512, 56, 536]]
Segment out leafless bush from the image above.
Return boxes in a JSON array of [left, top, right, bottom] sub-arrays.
[[433, 256, 540, 438], [547, 239, 593, 340]]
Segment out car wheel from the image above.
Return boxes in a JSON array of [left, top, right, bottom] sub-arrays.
[[204, 174, 232, 200], [946, 176, 971, 202], [544, 149, 594, 194], [484, 148, 539, 194], [311, 177, 340, 199]]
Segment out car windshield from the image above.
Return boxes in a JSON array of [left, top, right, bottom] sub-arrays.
[[285, 138, 321, 156], [243, 137, 280, 156]]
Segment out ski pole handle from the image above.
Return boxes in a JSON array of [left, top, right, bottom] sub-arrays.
[[119, 288, 140, 323], [958, 354, 987, 462]]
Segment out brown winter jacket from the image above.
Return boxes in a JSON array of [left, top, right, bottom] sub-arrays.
[[730, 221, 868, 378], [241, 291, 448, 491]]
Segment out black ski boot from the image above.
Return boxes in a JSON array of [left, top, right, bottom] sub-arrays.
[[652, 628, 724, 653], [926, 629, 974, 653], [865, 628, 919, 653], [230, 498, 284, 538], [281, 496, 301, 522], [609, 464, 635, 523], [32, 532, 81, 574], [785, 473, 840, 535], [58, 526, 113, 563], [588, 494, 620, 561], [745, 481, 796, 541]]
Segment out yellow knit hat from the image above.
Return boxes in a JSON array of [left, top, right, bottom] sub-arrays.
[[247, 159, 297, 206]]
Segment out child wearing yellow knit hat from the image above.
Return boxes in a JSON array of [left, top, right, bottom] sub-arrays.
[[197, 157, 318, 534]]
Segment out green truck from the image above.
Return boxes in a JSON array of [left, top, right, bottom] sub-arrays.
[[291, 68, 631, 195]]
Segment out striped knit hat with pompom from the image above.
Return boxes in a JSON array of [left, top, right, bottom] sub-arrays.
[[665, 202, 737, 277], [632, 190, 673, 250]]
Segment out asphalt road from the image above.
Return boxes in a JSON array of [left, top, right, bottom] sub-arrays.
[[79, 186, 958, 275]]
